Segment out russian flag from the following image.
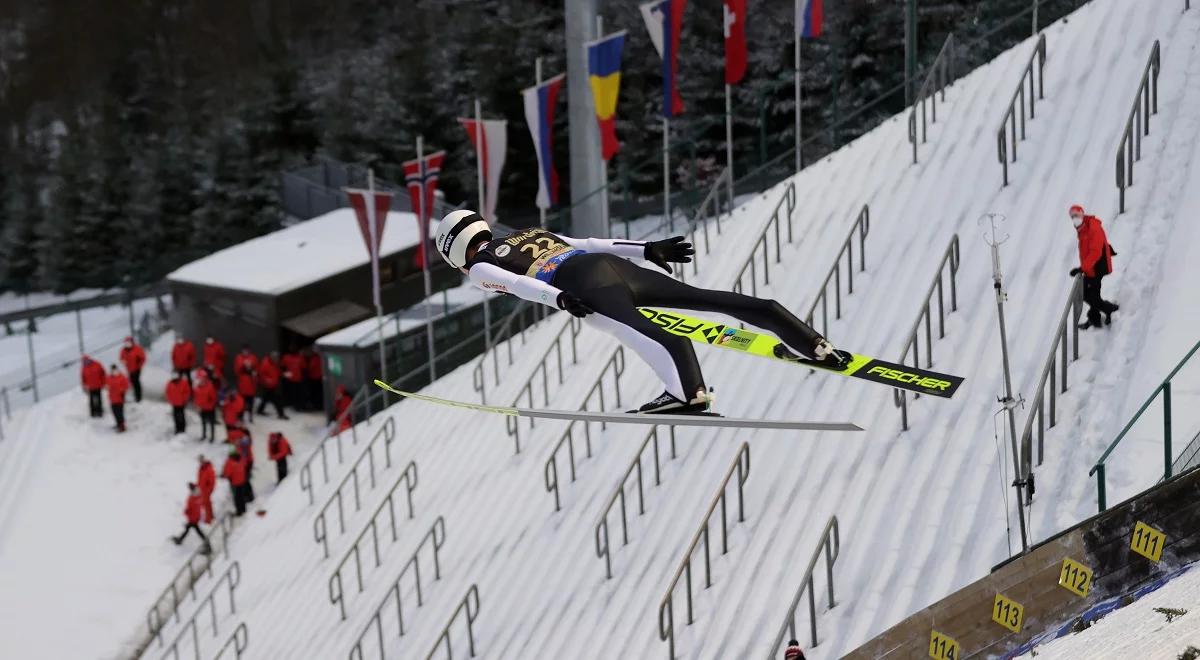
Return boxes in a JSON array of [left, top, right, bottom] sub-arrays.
[[521, 73, 566, 209], [641, 0, 687, 118], [797, 0, 823, 39], [587, 31, 626, 161]]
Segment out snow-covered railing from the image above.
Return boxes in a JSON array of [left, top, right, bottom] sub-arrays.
[[543, 346, 628, 512], [1019, 276, 1083, 477], [765, 516, 840, 656], [803, 205, 870, 338], [658, 442, 751, 660], [348, 516, 446, 660], [298, 387, 368, 504], [908, 34, 956, 164], [894, 235, 961, 431], [731, 181, 797, 298], [997, 34, 1048, 187], [328, 461, 420, 621], [595, 425, 679, 579], [211, 622, 248, 660], [1116, 40, 1161, 213], [152, 560, 241, 660], [506, 317, 584, 453], [424, 584, 481, 660], [472, 302, 553, 404], [312, 417, 399, 556], [145, 512, 235, 649], [675, 167, 733, 284]]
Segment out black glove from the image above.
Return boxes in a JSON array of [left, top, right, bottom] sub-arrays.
[[644, 236, 695, 274], [1069, 267, 1082, 277], [556, 292, 592, 318]]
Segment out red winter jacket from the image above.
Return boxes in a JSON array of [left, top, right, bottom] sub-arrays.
[[193, 380, 218, 412], [221, 455, 247, 486], [203, 340, 227, 372], [305, 353, 323, 380], [334, 388, 353, 432], [281, 353, 304, 383], [1076, 215, 1114, 278], [120, 343, 146, 373], [257, 358, 281, 389], [236, 370, 257, 397], [184, 493, 205, 524], [172, 340, 196, 371], [268, 434, 292, 461], [107, 371, 130, 404], [81, 359, 107, 391], [234, 352, 258, 376], [166, 378, 192, 407], [197, 461, 216, 496], [221, 393, 245, 426], [237, 435, 254, 464]]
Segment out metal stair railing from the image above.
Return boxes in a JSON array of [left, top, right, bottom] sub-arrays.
[[211, 622, 248, 660], [1019, 276, 1084, 478], [328, 461, 420, 621], [313, 417, 399, 557], [893, 235, 961, 431], [674, 167, 734, 284], [1171, 426, 1200, 477], [348, 516, 447, 660], [909, 34, 957, 164], [506, 316, 584, 454], [298, 385, 369, 504], [731, 181, 798, 298], [997, 34, 1048, 187], [146, 513, 236, 648], [1116, 40, 1161, 213], [543, 346, 627, 512], [803, 206, 871, 338], [153, 560, 241, 660], [472, 302, 553, 404], [595, 425, 679, 579], [658, 442, 751, 660], [424, 584, 481, 660], [0, 386, 10, 441], [765, 516, 841, 655]]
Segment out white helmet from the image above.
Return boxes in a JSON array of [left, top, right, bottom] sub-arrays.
[[435, 210, 492, 269]]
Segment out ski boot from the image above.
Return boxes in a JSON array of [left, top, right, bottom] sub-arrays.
[[1105, 303, 1119, 326], [813, 338, 852, 369], [629, 387, 716, 415]]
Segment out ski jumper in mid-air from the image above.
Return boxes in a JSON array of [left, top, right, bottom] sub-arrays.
[[435, 210, 851, 414]]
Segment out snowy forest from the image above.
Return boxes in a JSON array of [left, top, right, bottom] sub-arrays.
[[0, 0, 1082, 294]]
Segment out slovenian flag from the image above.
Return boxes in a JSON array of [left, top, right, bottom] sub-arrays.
[[586, 31, 626, 161], [640, 0, 687, 118], [797, 0, 823, 39], [521, 73, 566, 209]]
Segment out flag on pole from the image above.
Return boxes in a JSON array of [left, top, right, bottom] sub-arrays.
[[457, 117, 507, 220], [640, 0, 687, 118], [402, 150, 446, 269], [521, 73, 566, 209], [345, 188, 393, 308], [723, 0, 747, 85], [796, 0, 823, 38], [586, 31, 626, 162]]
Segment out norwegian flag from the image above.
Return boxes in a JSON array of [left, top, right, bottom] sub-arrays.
[[402, 150, 446, 269]]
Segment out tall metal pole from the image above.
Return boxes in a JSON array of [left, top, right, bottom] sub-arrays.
[[536, 57, 547, 229], [367, 169, 388, 387], [473, 99, 492, 353], [1032, 0, 1040, 36], [794, 2, 802, 174], [565, 0, 606, 237], [905, 0, 918, 106], [663, 117, 672, 232], [417, 136, 437, 382], [983, 214, 1029, 553], [26, 320, 38, 403], [596, 16, 612, 237]]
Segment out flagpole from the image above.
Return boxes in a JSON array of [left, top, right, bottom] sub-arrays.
[[794, 0, 802, 174], [474, 99, 493, 352], [368, 169, 387, 387], [596, 16, 611, 238], [536, 57, 547, 229], [663, 117, 671, 233], [725, 82, 735, 198], [417, 135, 436, 382]]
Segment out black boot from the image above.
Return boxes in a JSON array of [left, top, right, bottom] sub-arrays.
[[629, 389, 714, 415], [1105, 303, 1119, 326], [1078, 310, 1102, 330]]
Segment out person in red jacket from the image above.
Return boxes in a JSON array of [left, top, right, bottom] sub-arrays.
[[304, 348, 324, 411], [106, 365, 130, 432], [280, 349, 304, 410], [229, 425, 254, 474], [221, 450, 254, 516], [784, 639, 806, 660], [119, 336, 147, 402], [236, 359, 257, 424], [268, 432, 293, 483], [1068, 205, 1120, 329], [221, 390, 245, 430], [172, 337, 196, 385], [255, 351, 288, 419], [80, 355, 107, 418], [203, 337, 227, 385], [172, 483, 212, 553], [333, 385, 353, 433], [193, 376, 219, 443], [233, 345, 258, 378], [165, 374, 192, 435], [196, 455, 216, 524]]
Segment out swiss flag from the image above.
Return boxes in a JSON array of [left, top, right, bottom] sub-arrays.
[[723, 0, 747, 85]]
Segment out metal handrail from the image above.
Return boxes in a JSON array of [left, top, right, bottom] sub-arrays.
[[908, 33, 957, 164], [212, 622, 248, 660], [658, 442, 751, 659], [506, 316, 584, 453], [298, 386, 368, 505], [1116, 40, 1161, 213], [146, 512, 235, 648], [543, 346, 628, 512], [731, 181, 798, 297], [803, 205, 871, 338], [312, 417, 398, 557], [155, 560, 241, 660], [997, 34, 1048, 187], [1091, 338, 1200, 511], [1019, 276, 1084, 476], [674, 167, 733, 284], [765, 516, 841, 655], [595, 425, 679, 579], [424, 584, 481, 660], [893, 235, 961, 431], [472, 302, 553, 404], [348, 517, 447, 660], [0, 386, 10, 441], [328, 461, 420, 621]]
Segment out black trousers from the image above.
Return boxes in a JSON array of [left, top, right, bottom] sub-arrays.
[[1083, 275, 1118, 325], [176, 368, 192, 387], [307, 379, 323, 411], [554, 253, 822, 400], [129, 370, 142, 402], [88, 390, 103, 417], [175, 523, 209, 545], [111, 403, 125, 429], [172, 406, 186, 434], [200, 411, 217, 442], [257, 387, 286, 417], [275, 457, 289, 482], [231, 483, 246, 515], [243, 395, 255, 422]]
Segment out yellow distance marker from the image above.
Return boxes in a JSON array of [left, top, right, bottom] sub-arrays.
[[991, 593, 1024, 633], [1057, 558, 1093, 598], [928, 630, 960, 660], [1130, 521, 1167, 562]]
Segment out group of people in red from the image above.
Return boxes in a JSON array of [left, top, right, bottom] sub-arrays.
[[79, 336, 146, 432]]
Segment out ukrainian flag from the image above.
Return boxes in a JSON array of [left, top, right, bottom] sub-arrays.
[[587, 31, 626, 161]]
